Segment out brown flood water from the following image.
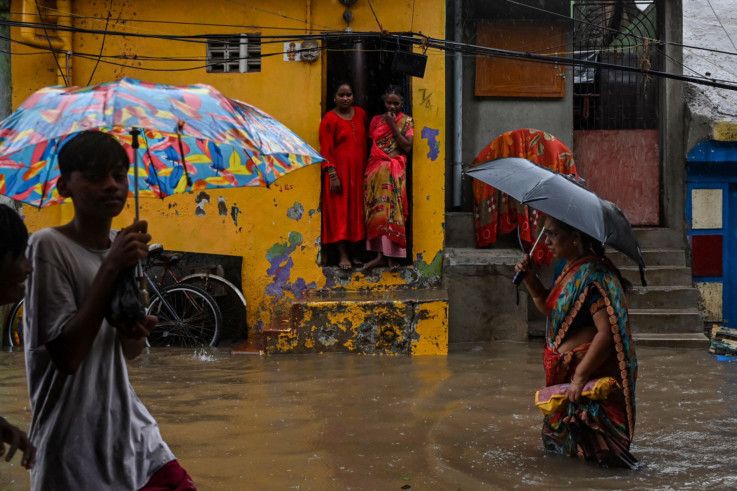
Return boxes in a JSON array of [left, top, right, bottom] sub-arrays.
[[1, 342, 737, 490]]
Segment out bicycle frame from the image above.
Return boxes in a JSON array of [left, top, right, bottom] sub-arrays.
[[144, 271, 183, 322]]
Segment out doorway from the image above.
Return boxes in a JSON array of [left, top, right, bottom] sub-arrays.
[[321, 36, 413, 267]]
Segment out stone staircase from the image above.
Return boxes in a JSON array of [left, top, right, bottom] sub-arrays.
[[444, 212, 708, 347], [609, 227, 706, 346]]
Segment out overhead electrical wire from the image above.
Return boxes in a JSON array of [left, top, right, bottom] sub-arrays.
[[366, 0, 385, 32], [500, 0, 737, 82], [9, 9, 326, 33], [12, 2, 737, 57], [3, 17, 737, 92], [502, 0, 737, 58], [704, 0, 737, 52], [85, 0, 112, 85], [394, 34, 737, 91]]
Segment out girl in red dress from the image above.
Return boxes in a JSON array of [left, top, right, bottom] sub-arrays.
[[319, 82, 368, 269]]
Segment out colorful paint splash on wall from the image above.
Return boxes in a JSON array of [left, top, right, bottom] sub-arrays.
[[195, 191, 210, 216], [266, 231, 316, 298], [287, 201, 304, 221], [421, 127, 440, 161]]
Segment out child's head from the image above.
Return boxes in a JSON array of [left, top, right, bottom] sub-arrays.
[[382, 85, 403, 114], [57, 131, 130, 219], [0, 204, 31, 305]]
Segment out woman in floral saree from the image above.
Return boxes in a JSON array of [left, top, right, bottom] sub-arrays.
[[516, 216, 638, 469], [362, 86, 414, 270]]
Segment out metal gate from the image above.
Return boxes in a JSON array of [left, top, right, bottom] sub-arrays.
[[572, 0, 659, 130]]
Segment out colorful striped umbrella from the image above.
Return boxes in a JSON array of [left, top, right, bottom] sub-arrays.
[[0, 77, 323, 208]]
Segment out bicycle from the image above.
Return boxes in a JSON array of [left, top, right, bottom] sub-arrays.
[[3, 244, 244, 349], [145, 244, 247, 344]]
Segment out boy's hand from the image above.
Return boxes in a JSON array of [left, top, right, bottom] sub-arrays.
[[105, 221, 151, 273], [117, 315, 156, 340], [0, 417, 35, 469]]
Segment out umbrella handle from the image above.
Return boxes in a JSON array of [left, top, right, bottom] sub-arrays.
[[512, 270, 526, 286], [512, 227, 546, 287]]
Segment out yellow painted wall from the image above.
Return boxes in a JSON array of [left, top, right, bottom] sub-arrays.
[[10, 0, 446, 337]]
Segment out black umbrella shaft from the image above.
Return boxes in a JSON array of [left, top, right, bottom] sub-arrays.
[[130, 128, 141, 223], [512, 227, 546, 286]]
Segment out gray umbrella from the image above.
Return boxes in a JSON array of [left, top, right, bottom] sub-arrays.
[[466, 157, 646, 284]]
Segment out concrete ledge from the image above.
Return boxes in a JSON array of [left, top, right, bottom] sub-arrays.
[[633, 333, 709, 349], [444, 247, 520, 267], [266, 289, 449, 356], [445, 248, 528, 343]]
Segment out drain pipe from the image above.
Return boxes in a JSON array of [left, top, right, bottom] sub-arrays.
[[452, 0, 463, 208]]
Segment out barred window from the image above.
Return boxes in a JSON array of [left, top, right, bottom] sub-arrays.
[[206, 34, 261, 73], [573, 1, 659, 130]]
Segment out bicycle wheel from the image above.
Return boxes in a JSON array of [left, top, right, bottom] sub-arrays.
[[4, 299, 24, 348], [180, 274, 247, 341], [146, 284, 222, 347]]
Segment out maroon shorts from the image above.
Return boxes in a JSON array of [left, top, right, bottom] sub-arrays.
[[140, 460, 196, 491]]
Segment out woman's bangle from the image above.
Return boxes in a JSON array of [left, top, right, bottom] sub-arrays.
[[571, 375, 586, 386]]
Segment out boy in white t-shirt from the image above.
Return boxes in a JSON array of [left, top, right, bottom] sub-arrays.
[[24, 131, 195, 490]]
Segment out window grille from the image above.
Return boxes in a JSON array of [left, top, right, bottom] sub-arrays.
[[206, 34, 261, 73], [572, 1, 659, 130]]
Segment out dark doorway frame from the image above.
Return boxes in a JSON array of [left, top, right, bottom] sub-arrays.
[[321, 35, 414, 267]]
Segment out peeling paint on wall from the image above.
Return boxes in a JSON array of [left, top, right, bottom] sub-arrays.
[[414, 251, 443, 279], [287, 201, 305, 221], [195, 191, 210, 216], [230, 204, 240, 226], [217, 196, 228, 216], [421, 126, 440, 161], [267, 295, 448, 355], [266, 231, 317, 298]]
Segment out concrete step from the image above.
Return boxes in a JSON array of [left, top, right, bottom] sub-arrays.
[[529, 320, 546, 338], [445, 212, 533, 249], [529, 325, 709, 347], [444, 248, 528, 342], [264, 288, 449, 355], [621, 265, 693, 287], [633, 227, 684, 249], [444, 247, 519, 271], [628, 286, 700, 310], [628, 308, 704, 334], [608, 248, 686, 267], [633, 332, 709, 348]]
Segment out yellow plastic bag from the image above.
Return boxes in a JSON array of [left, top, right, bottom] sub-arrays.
[[534, 376, 620, 415]]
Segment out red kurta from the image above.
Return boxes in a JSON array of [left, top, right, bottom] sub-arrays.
[[319, 106, 368, 244]]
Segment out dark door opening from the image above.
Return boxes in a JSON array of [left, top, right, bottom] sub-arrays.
[[321, 36, 414, 267]]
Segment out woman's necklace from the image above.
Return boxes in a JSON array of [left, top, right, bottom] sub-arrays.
[[335, 107, 354, 120]]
